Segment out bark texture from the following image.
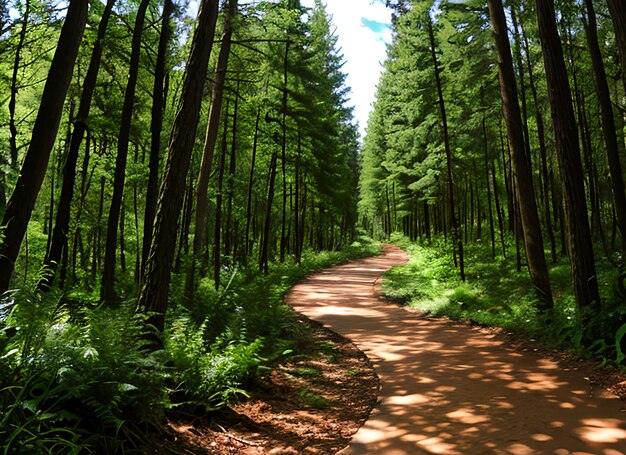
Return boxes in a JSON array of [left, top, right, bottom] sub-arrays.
[[487, 0, 553, 309], [534, 0, 600, 315], [137, 0, 220, 333], [0, 0, 88, 295]]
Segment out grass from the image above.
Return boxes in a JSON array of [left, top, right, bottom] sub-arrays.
[[382, 234, 626, 363], [288, 367, 322, 378], [298, 389, 331, 410]]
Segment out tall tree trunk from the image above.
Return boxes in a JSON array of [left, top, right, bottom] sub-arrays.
[[280, 39, 290, 262], [520, 10, 557, 263], [483, 115, 496, 259], [245, 106, 261, 260], [606, 0, 626, 95], [142, 0, 174, 276], [102, 0, 150, 305], [38, 0, 117, 292], [225, 83, 239, 262], [0, 0, 88, 295], [192, 0, 237, 277], [510, 7, 533, 172], [427, 16, 464, 281], [260, 148, 279, 274], [137, 0, 219, 334], [535, 0, 601, 320], [583, 0, 626, 254], [214, 108, 229, 290], [294, 132, 301, 262], [487, 0, 553, 309], [8, 0, 29, 169], [492, 159, 506, 257]]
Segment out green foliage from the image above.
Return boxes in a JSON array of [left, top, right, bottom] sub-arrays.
[[0, 292, 168, 453], [298, 389, 330, 410], [288, 367, 321, 378], [383, 236, 626, 366]]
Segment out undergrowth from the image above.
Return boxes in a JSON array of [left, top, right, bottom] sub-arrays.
[[0, 237, 381, 453], [383, 233, 626, 365]]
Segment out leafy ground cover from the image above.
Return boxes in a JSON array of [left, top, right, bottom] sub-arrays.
[[382, 234, 626, 366], [161, 317, 379, 454], [0, 239, 380, 454]]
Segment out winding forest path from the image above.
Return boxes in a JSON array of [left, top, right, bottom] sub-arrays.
[[286, 244, 626, 454]]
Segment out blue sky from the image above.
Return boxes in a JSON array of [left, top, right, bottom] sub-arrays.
[[301, 0, 392, 139]]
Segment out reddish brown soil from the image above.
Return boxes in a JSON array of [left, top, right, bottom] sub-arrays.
[[161, 318, 379, 454], [160, 245, 626, 454]]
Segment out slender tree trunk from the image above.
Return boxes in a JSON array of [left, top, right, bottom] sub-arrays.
[[607, 0, 626, 95], [225, 83, 239, 262], [245, 106, 261, 259], [176, 179, 194, 274], [583, 0, 626, 254], [102, 0, 150, 305], [535, 0, 601, 319], [142, 0, 174, 276], [192, 0, 237, 275], [280, 39, 290, 262], [214, 108, 229, 290], [424, 200, 430, 241], [137, 0, 220, 334], [38, 0, 116, 292], [483, 115, 496, 259], [294, 132, 301, 262], [488, 0, 553, 309], [427, 16, 464, 281], [8, 0, 29, 169], [120, 197, 126, 273], [510, 7, 533, 173], [260, 149, 278, 274], [0, 0, 88, 295], [492, 159, 506, 257], [520, 12, 556, 263]]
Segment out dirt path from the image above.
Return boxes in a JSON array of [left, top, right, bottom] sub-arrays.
[[286, 244, 626, 454]]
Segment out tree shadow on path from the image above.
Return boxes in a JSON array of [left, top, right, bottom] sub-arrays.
[[287, 244, 626, 455]]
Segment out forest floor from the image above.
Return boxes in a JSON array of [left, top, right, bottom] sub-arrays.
[[163, 245, 626, 454], [161, 318, 380, 454]]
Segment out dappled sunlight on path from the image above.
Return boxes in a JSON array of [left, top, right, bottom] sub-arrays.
[[286, 245, 626, 454]]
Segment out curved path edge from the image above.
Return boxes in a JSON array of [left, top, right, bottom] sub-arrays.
[[286, 244, 626, 455]]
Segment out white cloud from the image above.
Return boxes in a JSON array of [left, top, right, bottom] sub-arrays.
[[302, 0, 392, 139]]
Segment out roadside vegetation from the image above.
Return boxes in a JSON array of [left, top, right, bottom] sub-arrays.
[[0, 239, 380, 453], [383, 234, 626, 366]]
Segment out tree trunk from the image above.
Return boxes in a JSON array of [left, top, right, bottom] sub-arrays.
[[102, 0, 150, 305], [142, 0, 174, 276], [280, 39, 290, 262], [245, 106, 262, 259], [607, 0, 626, 95], [483, 115, 496, 259], [0, 0, 88, 295], [583, 0, 626, 254], [427, 16, 464, 281], [38, 0, 116, 292], [225, 83, 239, 262], [8, 0, 29, 169], [192, 0, 237, 273], [487, 0, 553, 309], [520, 11, 557, 263], [535, 0, 601, 318], [137, 0, 219, 334], [260, 148, 279, 274], [214, 107, 229, 290]]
